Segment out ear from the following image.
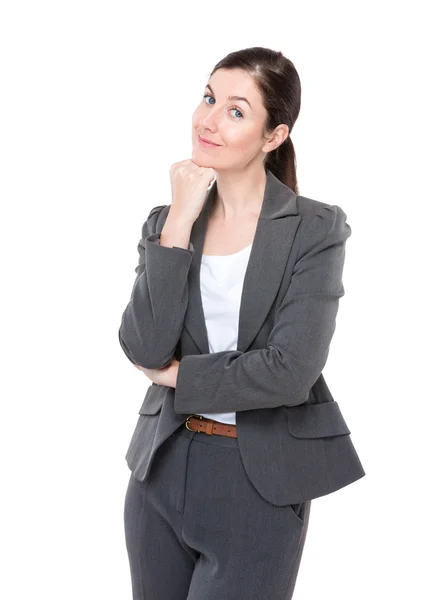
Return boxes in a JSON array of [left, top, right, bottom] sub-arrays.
[[262, 123, 290, 153]]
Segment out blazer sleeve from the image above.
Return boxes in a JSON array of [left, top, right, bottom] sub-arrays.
[[174, 204, 351, 414], [118, 204, 195, 369]]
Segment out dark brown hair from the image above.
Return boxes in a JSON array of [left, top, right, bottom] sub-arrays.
[[209, 46, 301, 195]]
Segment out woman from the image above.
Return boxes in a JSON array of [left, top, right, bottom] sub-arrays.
[[120, 46, 365, 599]]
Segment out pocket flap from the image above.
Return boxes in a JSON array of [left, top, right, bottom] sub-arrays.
[[287, 401, 351, 438], [138, 384, 165, 415]]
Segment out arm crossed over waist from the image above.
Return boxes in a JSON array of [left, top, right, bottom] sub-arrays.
[[174, 205, 351, 413]]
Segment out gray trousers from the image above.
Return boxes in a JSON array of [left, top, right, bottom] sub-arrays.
[[124, 422, 312, 599]]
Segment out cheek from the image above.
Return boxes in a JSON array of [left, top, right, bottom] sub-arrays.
[[226, 128, 258, 154], [191, 111, 200, 131], [192, 105, 208, 125]]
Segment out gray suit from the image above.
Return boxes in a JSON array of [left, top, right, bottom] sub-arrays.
[[119, 169, 365, 506]]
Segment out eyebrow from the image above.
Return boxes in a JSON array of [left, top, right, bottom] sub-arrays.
[[205, 84, 253, 110]]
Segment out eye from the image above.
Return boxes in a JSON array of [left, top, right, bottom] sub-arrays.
[[203, 94, 244, 120], [230, 107, 243, 120], [203, 94, 215, 106]]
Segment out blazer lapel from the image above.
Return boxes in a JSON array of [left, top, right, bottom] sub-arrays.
[[183, 169, 302, 355]]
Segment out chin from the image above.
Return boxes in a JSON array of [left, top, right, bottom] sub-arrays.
[[191, 149, 217, 168]]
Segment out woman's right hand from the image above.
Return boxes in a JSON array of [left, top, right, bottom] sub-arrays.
[[169, 159, 216, 224]]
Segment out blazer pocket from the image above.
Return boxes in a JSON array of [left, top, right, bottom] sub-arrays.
[[290, 502, 305, 526], [286, 401, 351, 438], [138, 384, 166, 415]]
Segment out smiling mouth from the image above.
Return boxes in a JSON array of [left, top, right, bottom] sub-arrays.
[[198, 135, 220, 146]]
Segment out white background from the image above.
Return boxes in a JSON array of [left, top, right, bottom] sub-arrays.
[[1, 1, 438, 598]]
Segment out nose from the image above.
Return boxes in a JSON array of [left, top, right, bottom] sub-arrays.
[[199, 106, 222, 131]]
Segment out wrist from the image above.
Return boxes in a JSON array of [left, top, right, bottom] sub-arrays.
[[167, 206, 195, 228]]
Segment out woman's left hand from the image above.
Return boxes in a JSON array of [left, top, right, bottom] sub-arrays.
[[134, 358, 179, 388]]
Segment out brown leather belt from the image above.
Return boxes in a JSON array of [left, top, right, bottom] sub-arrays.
[[185, 414, 238, 438]]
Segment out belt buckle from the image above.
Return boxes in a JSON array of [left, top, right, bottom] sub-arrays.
[[185, 414, 202, 432]]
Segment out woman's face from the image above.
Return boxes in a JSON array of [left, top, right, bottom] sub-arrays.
[[191, 68, 278, 171]]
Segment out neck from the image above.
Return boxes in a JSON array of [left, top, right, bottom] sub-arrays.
[[211, 166, 267, 222]]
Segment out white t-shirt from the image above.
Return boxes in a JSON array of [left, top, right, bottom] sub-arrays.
[[197, 243, 253, 425]]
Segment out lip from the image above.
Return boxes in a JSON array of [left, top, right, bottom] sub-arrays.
[[198, 135, 220, 148]]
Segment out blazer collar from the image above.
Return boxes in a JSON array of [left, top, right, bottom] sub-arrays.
[[184, 168, 302, 354]]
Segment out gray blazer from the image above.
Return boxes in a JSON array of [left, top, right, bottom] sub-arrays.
[[119, 169, 365, 505]]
